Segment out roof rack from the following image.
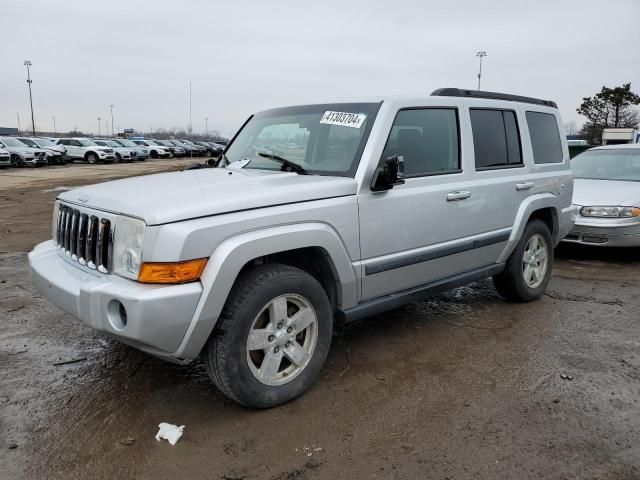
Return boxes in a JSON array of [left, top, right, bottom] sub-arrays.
[[431, 88, 557, 108]]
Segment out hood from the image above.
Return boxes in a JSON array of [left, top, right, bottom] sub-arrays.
[[3, 145, 44, 155], [44, 146, 65, 154], [58, 168, 357, 225], [573, 178, 640, 207]]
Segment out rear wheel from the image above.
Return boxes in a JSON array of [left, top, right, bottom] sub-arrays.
[[204, 264, 333, 408], [493, 219, 553, 302], [86, 152, 98, 164]]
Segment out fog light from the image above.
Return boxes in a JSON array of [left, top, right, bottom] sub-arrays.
[[107, 300, 127, 330], [583, 236, 607, 244]]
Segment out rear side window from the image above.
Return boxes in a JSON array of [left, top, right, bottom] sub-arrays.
[[470, 109, 522, 169], [381, 108, 460, 176], [526, 111, 563, 164]]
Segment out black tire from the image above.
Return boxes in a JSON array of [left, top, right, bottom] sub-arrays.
[[150, 150, 159, 159], [10, 154, 23, 167], [493, 219, 553, 302], [114, 153, 121, 163], [86, 152, 98, 164], [204, 264, 333, 408]]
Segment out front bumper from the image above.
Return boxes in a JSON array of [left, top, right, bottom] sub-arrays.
[[0, 157, 10, 167], [562, 217, 640, 247], [24, 156, 48, 166], [29, 241, 203, 361]]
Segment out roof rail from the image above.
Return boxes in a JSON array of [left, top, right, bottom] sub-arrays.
[[431, 88, 557, 108]]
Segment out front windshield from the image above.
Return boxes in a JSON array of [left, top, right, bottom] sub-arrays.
[[35, 138, 55, 147], [225, 102, 380, 176], [18, 138, 38, 147], [572, 149, 640, 182], [118, 139, 136, 147], [1, 137, 27, 147], [79, 139, 97, 146]]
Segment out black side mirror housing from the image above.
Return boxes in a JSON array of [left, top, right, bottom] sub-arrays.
[[371, 155, 405, 191]]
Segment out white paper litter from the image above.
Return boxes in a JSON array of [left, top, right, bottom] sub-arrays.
[[155, 423, 185, 446]]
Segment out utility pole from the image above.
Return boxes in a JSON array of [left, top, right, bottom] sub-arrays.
[[109, 105, 114, 136], [16, 113, 21, 133], [188, 81, 192, 135], [52, 116, 56, 136], [476, 51, 487, 91], [205, 117, 208, 138], [98, 117, 101, 136], [24, 60, 36, 136]]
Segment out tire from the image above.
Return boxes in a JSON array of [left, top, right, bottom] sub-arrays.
[[86, 152, 98, 164], [114, 153, 121, 163], [150, 150, 159, 159], [493, 219, 553, 302], [204, 264, 333, 408], [10, 154, 23, 167]]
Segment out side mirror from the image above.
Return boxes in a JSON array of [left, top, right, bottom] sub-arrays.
[[371, 155, 405, 191]]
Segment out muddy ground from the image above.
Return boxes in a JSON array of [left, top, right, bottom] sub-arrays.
[[1, 161, 639, 479]]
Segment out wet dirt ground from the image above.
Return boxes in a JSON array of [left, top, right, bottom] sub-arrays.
[[1, 163, 640, 479]]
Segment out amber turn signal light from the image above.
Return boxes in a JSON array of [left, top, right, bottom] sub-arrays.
[[138, 258, 208, 284]]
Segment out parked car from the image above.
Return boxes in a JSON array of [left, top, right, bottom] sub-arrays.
[[93, 139, 136, 163], [170, 139, 201, 156], [563, 144, 640, 246], [132, 139, 172, 159], [0, 146, 11, 168], [180, 139, 207, 155], [155, 139, 186, 157], [0, 136, 47, 167], [56, 138, 116, 164], [29, 88, 574, 408], [18, 137, 68, 165], [193, 141, 220, 156], [112, 138, 149, 161]]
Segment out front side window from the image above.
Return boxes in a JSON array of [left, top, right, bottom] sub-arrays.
[[381, 108, 460, 176], [470, 109, 522, 169], [225, 102, 381, 176], [526, 111, 563, 164]]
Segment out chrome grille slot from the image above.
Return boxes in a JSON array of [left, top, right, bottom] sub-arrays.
[[55, 205, 112, 273]]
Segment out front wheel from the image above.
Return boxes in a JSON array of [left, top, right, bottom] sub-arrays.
[[493, 219, 553, 302], [10, 154, 23, 167], [204, 264, 333, 408], [86, 152, 98, 164]]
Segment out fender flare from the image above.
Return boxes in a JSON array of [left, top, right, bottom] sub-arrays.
[[497, 193, 559, 263], [173, 222, 357, 360]]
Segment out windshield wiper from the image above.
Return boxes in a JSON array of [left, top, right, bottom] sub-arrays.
[[258, 152, 308, 175]]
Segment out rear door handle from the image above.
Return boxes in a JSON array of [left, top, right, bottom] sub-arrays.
[[446, 190, 471, 201], [516, 182, 534, 191]]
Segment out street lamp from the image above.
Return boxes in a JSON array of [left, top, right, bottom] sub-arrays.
[[24, 60, 36, 136], [476, 51, 487, 91], [109, 105, 114, 136], [188, 81, 192, 135], [52, 116, 56, 137], [98, 117, 101, 136], [205, 117, 208, 137]]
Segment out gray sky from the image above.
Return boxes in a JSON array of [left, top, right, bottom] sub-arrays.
[[2, 0, 639, 137]]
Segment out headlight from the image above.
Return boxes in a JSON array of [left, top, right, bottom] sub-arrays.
[[52, 201, 60, 241], [580, 206, 640, 218], [112, 215, 145, 280]]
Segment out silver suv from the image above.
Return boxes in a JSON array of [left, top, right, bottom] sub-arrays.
[[29, 89, 575, 408]]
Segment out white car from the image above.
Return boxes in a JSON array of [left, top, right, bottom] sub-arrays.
[[132, 139, 172, 159], [0, 147, 10, 168], [93, 139, 136, 163], [18, 137, 68, 165], [112, 138, 149, 160], [56, 138, 116, 164], [0, 136, 48, 167]]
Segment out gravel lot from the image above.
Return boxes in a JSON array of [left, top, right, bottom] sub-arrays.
[[1, 161, 639, 479]]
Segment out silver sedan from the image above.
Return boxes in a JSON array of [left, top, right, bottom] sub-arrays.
[[564, 144, 640, 247]]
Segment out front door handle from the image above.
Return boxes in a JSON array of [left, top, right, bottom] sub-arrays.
[[446, 190, 471, 201], [516, 182, 534, 191]]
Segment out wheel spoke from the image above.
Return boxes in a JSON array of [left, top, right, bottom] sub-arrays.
[[523, 264, 532, 283], [247, 329, 273, 351], [284, 341, 309, 366], [287, 307, 315, 335], [258, 350, 283, 382], [268, 297, 288, 325]]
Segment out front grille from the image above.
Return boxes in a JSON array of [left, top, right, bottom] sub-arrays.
[[104, 149, 114, 153], [55, 205, 112, 273]]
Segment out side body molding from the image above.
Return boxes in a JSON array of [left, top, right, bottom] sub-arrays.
[[497, 193, 559, 264], [173, 222, 358, 360]]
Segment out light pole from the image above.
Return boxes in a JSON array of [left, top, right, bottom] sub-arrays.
[[476, 51, 487, 91], [24, 60, 36, 136], [52, 116, 56, 137], [188, 81, 192, 135], [109, 105, 114, 136], [16, 113, 21, 133], [98, 117, 101, 136], [204, 117, 208, 138]]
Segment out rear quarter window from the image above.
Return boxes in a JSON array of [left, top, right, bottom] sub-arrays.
[[526, 111, 563, 164]]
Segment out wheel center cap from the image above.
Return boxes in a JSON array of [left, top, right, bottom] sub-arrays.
[[275, 331, 289, 347]]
